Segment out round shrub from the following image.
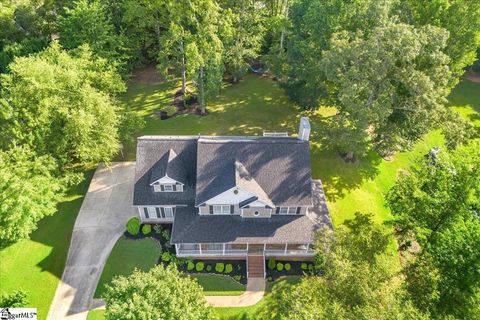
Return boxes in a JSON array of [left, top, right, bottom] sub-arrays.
[[308, 264, 314, 271], [234, 275, 242, 281], [206, 264, 212, 272], [301, 263, 308, 270], [161, 252, 172, 262], [285, 263, 291, 271], [187, 261, 195, 271], [126, 217, 140, 235], [276, 262, 284, 272], [237, 264, 242, 271], [225, 264, 233, 273], [196, 262, 205, 272], [215, 263, 225, 273], [141, 224, 152, 235], [267, 258, 276, 270]]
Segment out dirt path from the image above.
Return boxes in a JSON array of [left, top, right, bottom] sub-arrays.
[[47, 162, 136, 320], [204, 278, 266, 307]]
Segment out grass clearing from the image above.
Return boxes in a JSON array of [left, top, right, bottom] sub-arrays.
[[190, 274, 245, 296], [0, 169, 95, 319], [94, 237, 162, 298]]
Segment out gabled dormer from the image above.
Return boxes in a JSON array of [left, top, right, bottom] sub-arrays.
[[150, 149, 187, 193]]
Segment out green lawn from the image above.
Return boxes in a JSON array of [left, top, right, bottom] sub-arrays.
[[0, 169, 95, 320], [86, 310, 106, 320], [214, 276, 302, 320], [94, 237, 162, 298], [190, 274, 246, 296]]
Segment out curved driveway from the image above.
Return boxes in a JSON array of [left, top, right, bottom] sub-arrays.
[[47, 162, 136, 320]]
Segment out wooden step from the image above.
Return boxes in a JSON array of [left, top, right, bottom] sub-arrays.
[[247, 255, 265, 278]]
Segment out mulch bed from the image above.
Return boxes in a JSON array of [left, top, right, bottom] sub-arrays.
[[265, 260, 317, 281], [178, 259, 247, 285], [123, 224, 175, 254]]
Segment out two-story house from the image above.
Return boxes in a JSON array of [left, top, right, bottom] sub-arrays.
[[133, 117, 332, 277]]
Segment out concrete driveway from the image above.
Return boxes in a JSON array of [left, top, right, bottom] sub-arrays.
[[47, 162, 136, 320]]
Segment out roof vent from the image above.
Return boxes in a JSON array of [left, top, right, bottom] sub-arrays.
[[298, 117, 311, 141], [263, 131, 288, 137], [233, 189, 239, 195]]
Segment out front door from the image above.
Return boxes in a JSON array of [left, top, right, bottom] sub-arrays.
[[248, 244, 264, 255]]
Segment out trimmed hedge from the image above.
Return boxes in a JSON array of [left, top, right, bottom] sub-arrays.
[[141, 224, 151, 235], [215, 263, 225, 273], [196, 262, 204, 272], [161, 252, 172, 262], [206, 264, 212, 272], [187, 262, 195, 271], [285, 263, 291, 271], [276, 262, 284, 272], [126, 217, 140, 235], [225, 263, 233, 273], [301, 262, 308, 270], [267, 258, 276, 270]]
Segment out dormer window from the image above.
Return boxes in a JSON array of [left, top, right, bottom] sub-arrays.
[[153, 183, 183, 192]]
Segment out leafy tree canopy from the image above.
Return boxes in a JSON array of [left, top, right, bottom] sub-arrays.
[[269, 213, 425, 320], [387, 140, 480, 318], [103, 264, 214, 320], [320, 23, 452, 158], [0, 42, 125, 168], [58, 0, 130, 72], [0, 146, 64, 246]]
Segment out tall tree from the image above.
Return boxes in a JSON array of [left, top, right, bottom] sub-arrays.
[[220, 0, 264, 82], [387, 140, 480, 319], [281, 0, 394, 108], [103, 264, 213, 320], [0, 42, 125, 168], [319, 23, 452, 160], [403, 0, 480, 81], [58, 0, 130, 72], [266, 213, 425, 320], [0, 146, 64, 246]]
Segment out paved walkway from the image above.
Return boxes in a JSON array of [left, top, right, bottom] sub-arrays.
[[47, 162, 136, 320], [205, 277, 266, 307]]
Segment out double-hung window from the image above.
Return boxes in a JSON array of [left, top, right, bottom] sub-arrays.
[[213, 205, 231, 214], [163, 207, 174, 218], [147, 207, 156, 218]]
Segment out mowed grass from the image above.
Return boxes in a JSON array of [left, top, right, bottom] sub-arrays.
[[94, 237, 162, 298], [0, 169, 95, 320], [190, 274, 245, 296], [121, 73, 480, 226]]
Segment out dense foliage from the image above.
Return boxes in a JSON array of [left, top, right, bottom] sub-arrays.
[[103, 264, 213, 320], [387, 140, 480, 319], [0, 43, 124, 168], [0, 146, 64, 246], [265, 213, 425, 320]]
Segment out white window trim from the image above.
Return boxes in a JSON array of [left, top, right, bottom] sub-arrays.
[[163, 184, 174, 192], [147, 207, 156, 216], [213, 205, 231, 214], [153, 185, 162, 192], [278, 207, 298, 215], [164, 207, 174, 218]]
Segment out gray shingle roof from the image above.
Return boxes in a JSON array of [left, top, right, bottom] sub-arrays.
[[134, 136, 197, 206], [171, 180, 331, 244], [195, 137, 313, 206]]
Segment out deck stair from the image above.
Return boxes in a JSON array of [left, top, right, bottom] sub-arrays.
[[247, 254, 265, 278]]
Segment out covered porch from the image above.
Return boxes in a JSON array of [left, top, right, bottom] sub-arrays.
[[175, 243, 315, 257]]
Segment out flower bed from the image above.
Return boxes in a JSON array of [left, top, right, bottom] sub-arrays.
[[177, 259, 247, 285], [124, 223, 175, 255], [265, 258, 317, 281]]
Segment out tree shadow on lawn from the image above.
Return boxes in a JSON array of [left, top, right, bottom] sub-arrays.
[[30, 169, 95, 279]]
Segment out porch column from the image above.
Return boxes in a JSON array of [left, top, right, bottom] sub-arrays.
[[284, 243, 288, 255], [223, 243, 226, 255], [199, 243, 202, 255], [175, 244, 179, 255], [306, 243, 310, 254]]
